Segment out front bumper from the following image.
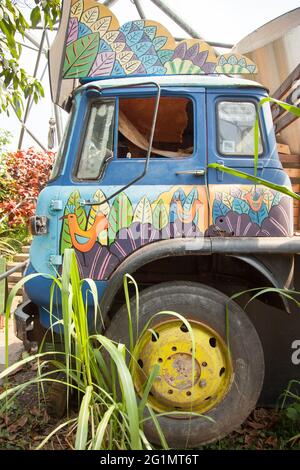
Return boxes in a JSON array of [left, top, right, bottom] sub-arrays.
[[14, 300, 38, 352]]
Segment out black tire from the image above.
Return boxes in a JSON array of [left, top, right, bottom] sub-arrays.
[[46, 372, 68, 418], [106, 281, 265, 448]]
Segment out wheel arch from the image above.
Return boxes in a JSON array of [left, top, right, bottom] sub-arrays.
[[100, 239, 294, 323]]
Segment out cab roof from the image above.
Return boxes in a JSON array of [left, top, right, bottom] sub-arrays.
[[78, 74, 267, 94]]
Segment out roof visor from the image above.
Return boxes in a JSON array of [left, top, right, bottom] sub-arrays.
[[49, 0, 257, 108]]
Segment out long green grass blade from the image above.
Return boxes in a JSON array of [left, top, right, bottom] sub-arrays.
[[146, 405, 169, 449], [138, 363, 160, 419], [92, 334, 142, 450], [75, 385, 93, 450], [208, 163, 300, 202], [36, 418, 77, 450], [92, 404, 115, 450]]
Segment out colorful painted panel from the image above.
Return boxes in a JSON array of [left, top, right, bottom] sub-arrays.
[[62, 0, 257, 80], [59, 184, 292, 281], [59, 186, 206, 280], [206, 186, 293, 237]]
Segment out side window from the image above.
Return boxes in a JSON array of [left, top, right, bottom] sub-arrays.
[[217, 101, 263, 156], [118, 96, 194, 158], [76, 100, 115, 179]]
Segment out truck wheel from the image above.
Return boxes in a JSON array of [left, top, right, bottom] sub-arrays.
[[46, 372, 68, 418], [106, 281, 264, 447]]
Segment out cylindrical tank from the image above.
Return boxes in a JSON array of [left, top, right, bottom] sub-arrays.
[[233, 8, 300, 154]]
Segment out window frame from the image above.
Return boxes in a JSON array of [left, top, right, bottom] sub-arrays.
[[48, 100, 76, 182], [116, 94, 196, 161], [215, 97, 265, 158], [73, 97, 116, 182]]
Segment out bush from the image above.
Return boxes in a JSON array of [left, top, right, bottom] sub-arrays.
[[0, 147, 54, 227]]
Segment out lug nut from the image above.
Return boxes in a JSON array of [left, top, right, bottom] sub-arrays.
[[199, 380, 206, 387]]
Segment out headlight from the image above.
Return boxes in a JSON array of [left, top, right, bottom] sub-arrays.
[[29, 216, 49, 235]]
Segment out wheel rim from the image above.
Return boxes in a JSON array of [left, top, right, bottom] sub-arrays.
[[133, 319, 233, 415]]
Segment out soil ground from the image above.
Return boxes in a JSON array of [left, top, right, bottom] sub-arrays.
[[0, 363, 299, 450]]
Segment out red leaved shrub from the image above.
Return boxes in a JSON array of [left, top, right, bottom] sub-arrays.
[[0, 147, 54, 227]]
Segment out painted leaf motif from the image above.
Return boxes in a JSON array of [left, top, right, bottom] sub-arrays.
[[117, 50, 134, 65], [263, 191, 274, 211], [67, 17, 79, 45], [63, 33, 100, 78], [75, 202, 87, 231], [112, 61, 125, 76], [127, 29, 144, 47], [144, 26, 157, 40], [124, 60, 141, 74], [222, 192, 234, 208], [71, 0, 83, 19], [104, 31, 119, 44], [212, 199, 230, 223], [133, 196, 152, 224], [108, 193, 133, 244], [173, 188, 186, 205], [183, 188, 198, 211], [248, 203, 268, 225], [272, 192, 281, 206], [153, 200, 168, 229], [78, 22, 91, 38], [131, 41, 152, 58], [183, 188, 199, 224], [141, 54, 158, 68], [158, 49, 174, 64], [173, 42, 187, 60], [147, 65, 165, 75], [110, 42, 125, 54], [99, 39, 112, 52], [232, 198, 249, 214], [60, 190, 87, 253], [186, 44, 199, 61], [120, 22, 133, 36], [153, 36, 167, 51], [135, 20, 145, 29], [87, 189, 110, 245], [81, 7, 99, 27], [91, 16, 111, 36], [89, 51, 116, 77]]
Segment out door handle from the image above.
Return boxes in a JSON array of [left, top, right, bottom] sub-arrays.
[[175, 169, 205, 176]]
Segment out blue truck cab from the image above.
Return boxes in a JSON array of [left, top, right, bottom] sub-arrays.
[[14, 0, 300, 447]]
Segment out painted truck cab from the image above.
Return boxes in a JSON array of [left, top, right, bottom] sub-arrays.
[[26, 75, 293, 319], [14, 0, 300, 448]]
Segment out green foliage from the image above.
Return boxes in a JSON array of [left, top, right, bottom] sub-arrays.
[[0, 250, 207, 450], [0, 1, 61, 117], [208, 163, 300, 202], [0, 226, 22, 257], [0, 128, 12, 155]]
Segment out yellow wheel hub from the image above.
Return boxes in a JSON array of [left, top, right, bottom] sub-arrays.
[[133, 319, 232, 414]]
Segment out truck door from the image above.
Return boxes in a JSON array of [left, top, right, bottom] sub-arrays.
[[58, 86, 209, 281], [206, 89, 293, 237]]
